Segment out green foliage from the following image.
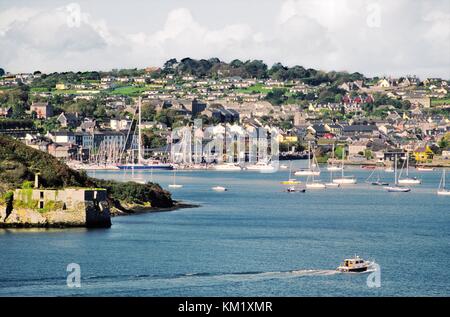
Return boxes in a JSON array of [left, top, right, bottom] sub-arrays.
[[265, 88, 287, 105], [335, 145, 345, 159], [0, 135, 173, 208], [21, 181, 33, 189], [92, 179, 173, 207], [364, 149, 374, 160]]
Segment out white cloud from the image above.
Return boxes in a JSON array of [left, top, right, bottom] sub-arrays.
[[0, 1, 449, 78]]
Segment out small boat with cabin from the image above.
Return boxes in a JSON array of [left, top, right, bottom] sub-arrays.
[[336, 256, 372, 273]]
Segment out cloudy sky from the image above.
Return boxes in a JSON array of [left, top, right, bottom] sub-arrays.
[[1, 0, 449, 78]]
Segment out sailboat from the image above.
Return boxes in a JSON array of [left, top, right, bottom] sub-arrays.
[[398, 152, 421, 185], [305, 154, 326, 189], [168, 169, 183, 188], [281, 161, 301, 185], [437, 169, 450, 196], [365, 168, 389, 186], [295, 142, 320, 176], [327, 143, 343, 172], [332, 146, 357, 184], [386, 154, 411, 192], [305, 174, 326, 189], [118, 97, 173, 170], [325, 167, 340, 188]]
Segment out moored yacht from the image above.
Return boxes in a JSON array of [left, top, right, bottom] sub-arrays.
[[294, 142, 321, 176], [398, 151, 421, 185], [332, 145, 357, 184], [437, 169, 450, 196], [246, 160, 276, 172], [213, 163, 242, 171], [386, 153, 411, 192]]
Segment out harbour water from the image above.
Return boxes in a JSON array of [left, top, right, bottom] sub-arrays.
[[1, 162, 449, 296]]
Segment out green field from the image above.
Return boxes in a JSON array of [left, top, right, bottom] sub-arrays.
[[109, 85, 149, 96], [235, 83, 272, 94], [431, 98, 450, 106]]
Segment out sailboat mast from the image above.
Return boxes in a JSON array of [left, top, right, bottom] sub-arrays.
[[308, 141, 311, 169], [138, 97, 142, 165], [394, 154, 398, 185], [406, 151, 409, 176], [341, 145, 345, 178]]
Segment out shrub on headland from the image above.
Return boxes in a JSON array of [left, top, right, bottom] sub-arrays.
[[0, 136, 173, 208]]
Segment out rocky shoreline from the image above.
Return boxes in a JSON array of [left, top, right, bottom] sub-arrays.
[[0, 201, 199, 229], [111, 201, 200, 217]]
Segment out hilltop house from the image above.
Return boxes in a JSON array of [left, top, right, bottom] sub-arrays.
[[30, 102, 53, 119], [57, 112, 80, 128]]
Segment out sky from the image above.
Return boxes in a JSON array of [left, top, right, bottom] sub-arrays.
[[0, 0, 449, 78]]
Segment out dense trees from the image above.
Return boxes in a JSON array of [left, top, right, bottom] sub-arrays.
[[0, 136, 173, 208], [0, 68, 5, 76]]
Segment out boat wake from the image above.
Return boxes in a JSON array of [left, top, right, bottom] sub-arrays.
[[0, 268, 366, 296]]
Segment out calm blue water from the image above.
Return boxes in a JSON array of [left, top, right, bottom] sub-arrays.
[[0, 162, 449, 296]]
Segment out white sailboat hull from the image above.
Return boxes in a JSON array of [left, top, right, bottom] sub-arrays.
[[417, 167, 434, 171], [306, 183, 326, 189], [386, 186, 411, 192], [327, 166, 342, 172], [246, 165, 276, 171], [437, 190, 450, 196], [398, 178, 421, 185], [213, 164, 241, 171], [332, 178, 357, 184], [294, 170, 320, 176], [325, 182, 340, 188], [212, 186, 227, 192]]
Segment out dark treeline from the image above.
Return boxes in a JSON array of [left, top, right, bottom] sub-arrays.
[[161, 57, 366, 85]]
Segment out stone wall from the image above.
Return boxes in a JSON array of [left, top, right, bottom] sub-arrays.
[[1, 188, 111, 228]]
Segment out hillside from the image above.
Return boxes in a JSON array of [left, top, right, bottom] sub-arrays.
[[0, 135, 174, 210]]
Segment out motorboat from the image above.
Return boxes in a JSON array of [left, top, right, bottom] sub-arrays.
[[337, 256, 373, 273], [286, 186, 305, 193]]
